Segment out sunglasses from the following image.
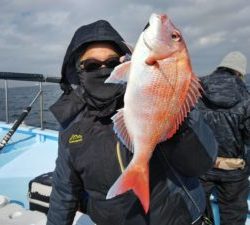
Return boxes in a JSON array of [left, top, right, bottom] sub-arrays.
[[80, 56, 121, 72]]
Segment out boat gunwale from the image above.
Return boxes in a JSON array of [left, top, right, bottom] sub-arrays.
[[0, 121, 58, 139]]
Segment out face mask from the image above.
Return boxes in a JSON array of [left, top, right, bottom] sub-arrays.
[[78, 67, 125, 112]]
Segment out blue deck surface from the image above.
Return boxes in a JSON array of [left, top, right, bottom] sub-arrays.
[[0, 121, 249, 225], [0, 122, 58, 208], [0, 123, 95, 225]]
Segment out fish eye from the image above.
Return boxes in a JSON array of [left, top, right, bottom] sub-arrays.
[[171, 31, 181, 42]]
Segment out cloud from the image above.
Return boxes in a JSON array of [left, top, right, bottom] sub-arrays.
[[197, 32, 226, 48], [0, 0, 249, 79], [33, 11, 70, 27]]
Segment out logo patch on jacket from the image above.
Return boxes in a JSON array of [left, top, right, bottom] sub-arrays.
[[69, 134, 83, 144]]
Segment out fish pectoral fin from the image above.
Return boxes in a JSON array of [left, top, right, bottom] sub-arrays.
[[104, 61, 131, 84], [106, 163, 150, 213], [112, 109, 134, 152]]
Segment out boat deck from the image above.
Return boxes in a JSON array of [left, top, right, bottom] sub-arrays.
[[0, 122, 95, 225], [0, 122, 58, 208]]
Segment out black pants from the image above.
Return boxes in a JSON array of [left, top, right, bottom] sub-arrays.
[[200, 176, 249, 225]]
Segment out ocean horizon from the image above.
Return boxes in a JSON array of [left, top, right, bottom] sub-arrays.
[[0, 75, 249, 131]]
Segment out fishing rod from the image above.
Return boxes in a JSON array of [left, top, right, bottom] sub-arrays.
[[0, 90, 42, 151]]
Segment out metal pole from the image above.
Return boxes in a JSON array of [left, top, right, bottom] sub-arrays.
[[39, 82, 44, 130], [0, 90, 42, 150], [4, 80, 9, 123]]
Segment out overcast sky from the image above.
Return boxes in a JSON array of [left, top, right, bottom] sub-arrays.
[[0, 0, 249, 80]]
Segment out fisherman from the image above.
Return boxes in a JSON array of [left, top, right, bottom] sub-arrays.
[[198, 51, 250, 225], [47, 19, 217, 225]]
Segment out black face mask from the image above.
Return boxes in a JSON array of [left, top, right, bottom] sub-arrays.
[[78, 67, 125, 114]]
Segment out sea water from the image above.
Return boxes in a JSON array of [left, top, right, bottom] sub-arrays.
[[0, 84, 62, 130]]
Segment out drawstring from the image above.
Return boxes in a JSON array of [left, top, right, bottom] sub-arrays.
[[116, 142, 125, 173]]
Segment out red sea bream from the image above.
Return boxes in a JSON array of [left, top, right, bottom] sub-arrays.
[[105, 13, 202, 213]]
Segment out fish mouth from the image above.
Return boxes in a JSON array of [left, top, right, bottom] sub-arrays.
[[155, 14, 168, 23], [143, 14, 169, 51], [151, 13, 168, 24]]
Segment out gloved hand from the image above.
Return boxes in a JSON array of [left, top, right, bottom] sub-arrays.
[[119, 53, 132, 63]]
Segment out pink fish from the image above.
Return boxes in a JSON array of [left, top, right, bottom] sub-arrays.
[[105, 13, 202, 213]]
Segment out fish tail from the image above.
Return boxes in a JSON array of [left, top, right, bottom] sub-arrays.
[[106, 162, 150, 213]]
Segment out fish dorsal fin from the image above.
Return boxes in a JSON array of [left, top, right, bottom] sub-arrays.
[[166, 73, 202, 139], [112, 109, 134, 152], [105, 61, 131, 84]]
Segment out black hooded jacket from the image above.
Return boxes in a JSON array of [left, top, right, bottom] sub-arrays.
[[47, 20, 218, 225], [198, 69, 250, 180], [50, 20, 131, 127]]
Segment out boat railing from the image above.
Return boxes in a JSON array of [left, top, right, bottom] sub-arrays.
[[0, 72, 60, 130]]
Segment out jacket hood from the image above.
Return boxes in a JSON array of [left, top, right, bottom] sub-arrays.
[[201, 70, 249, 108], [61, 20, 131, 85]]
